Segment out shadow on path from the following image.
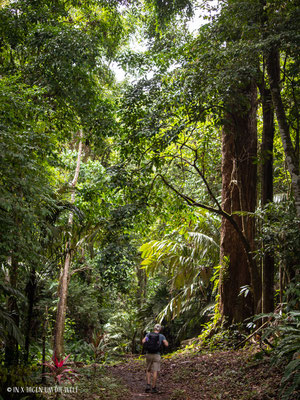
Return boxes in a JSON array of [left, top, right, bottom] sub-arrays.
[[108, 350, 281, 400]]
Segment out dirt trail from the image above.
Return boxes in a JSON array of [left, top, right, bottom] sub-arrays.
[[108, 350, 282, 400], [109, 359, 170, 400]]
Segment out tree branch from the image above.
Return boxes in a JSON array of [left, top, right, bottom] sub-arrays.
[[71, 265, 92, 276], [157, 174, 258, 280]]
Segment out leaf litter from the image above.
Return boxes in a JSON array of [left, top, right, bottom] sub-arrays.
[[107, 349, 282, 400]]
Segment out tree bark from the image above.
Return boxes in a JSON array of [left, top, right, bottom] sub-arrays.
[[54, 130, 83, 359], [219, 83, 261, 324]]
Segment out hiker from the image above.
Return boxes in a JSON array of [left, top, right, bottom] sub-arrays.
[[142, 323, 168, 394]]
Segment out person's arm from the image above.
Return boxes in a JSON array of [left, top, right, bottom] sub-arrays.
[[160, 334, 168, 347], [142, 334, 149, 344]]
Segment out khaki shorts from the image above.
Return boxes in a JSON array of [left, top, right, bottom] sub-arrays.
[[146, 353, 161, 372]]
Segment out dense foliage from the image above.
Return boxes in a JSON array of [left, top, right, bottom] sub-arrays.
[[0, 1, 299, 399]]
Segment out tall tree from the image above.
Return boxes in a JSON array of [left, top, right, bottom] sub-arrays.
[[259, 0, 300, 217], [54, 131, 83, 359], [0, 78, 57, 365], [119, 0, 263, 323], [0, 0, 127, 362], [219, 83, 260, 323]]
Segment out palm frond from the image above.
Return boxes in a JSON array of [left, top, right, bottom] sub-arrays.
[[0, 282, 26, 300], [0, 307, 24, 345], [140, 215, 220, 324]]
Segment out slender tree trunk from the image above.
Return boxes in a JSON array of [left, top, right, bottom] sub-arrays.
[[54, 131, 83, 359], [261, 88, 274, 206], [261, 86, 275, 314], [136, 263, 147, 306], [5, 254, 19, 365], [266, 48, 300, 218], [219, 83, 261, 324], [24, 266, 36, 363], [42, 306, 48, 384]]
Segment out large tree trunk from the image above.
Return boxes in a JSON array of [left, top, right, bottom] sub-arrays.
[[54, 131, 83, 359], [266, 48, 300, 218], [219, 83, 260, 324], [260, 86, 275, 314]]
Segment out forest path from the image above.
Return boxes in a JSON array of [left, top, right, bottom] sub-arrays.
[[109, 361, 160, 399], [109, 357, 171, 400], [107, 349, 281, 400]]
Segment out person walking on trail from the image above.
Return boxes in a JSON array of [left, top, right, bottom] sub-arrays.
[[142, 323, 168, 394]]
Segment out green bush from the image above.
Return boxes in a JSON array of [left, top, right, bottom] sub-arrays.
[[65, 339, 94, 364], [258, 310, 300, 399], [0, 364, 42, 400]]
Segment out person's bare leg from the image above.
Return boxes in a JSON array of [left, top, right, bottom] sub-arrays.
[[152, 371, 158, 388], [146, 371, 151, 385]]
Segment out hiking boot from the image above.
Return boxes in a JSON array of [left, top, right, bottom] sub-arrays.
[[145, 384, 151, 393], [151, 387, 158, 393]]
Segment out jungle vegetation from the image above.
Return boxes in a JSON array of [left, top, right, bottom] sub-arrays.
[[0, 0, 299, 399]]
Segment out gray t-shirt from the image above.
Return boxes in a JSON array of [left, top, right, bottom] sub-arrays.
[[145, 332, 166, 354]]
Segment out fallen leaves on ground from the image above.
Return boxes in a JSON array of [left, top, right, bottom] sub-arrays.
[[107, 349, 282, 400]]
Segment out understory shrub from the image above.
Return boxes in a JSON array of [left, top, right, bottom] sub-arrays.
[[257, 310, 300, 399], [0, 364, 42, 400]]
